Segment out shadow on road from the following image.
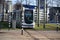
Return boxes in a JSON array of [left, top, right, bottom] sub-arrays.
[[0, 32, 7, 34], [25, 30, 39, 40]]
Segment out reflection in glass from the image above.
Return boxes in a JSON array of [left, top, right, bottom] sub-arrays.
[[24, 10, 33, 24]]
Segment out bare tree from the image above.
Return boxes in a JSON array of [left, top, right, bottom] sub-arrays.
[[0, 0, 5, 21]]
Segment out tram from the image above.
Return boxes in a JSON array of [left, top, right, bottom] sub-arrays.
[[22, 7, 35, 28]]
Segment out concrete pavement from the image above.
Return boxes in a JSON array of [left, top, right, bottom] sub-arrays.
[[0, 29, 60, 40]]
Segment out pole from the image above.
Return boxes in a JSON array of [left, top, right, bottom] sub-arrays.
[[6, 0, 10, 30], [56, 10, 59, 31], [37, 0, 40, 27], [45, 0, 47, 23], [21, 4, 24, 35], [43, 0, 47, 29], [7, 0, 12, 30], [8, 14, 11, 30], [56, 0, 59, 31], [21, 28, 23, 35]]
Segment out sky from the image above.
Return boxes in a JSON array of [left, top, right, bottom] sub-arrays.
[[12, 0, 16, 4], [12, 0, 60, 7], [12, 0, 36, 5], [47, 0, 60, 7]]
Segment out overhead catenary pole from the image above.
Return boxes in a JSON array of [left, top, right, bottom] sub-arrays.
[[37, 0, 40, 27], [56, 0, 59, 31], [46, 0, 48, 23], [43, 0, 47, 28], [20, 0, 24, 35]]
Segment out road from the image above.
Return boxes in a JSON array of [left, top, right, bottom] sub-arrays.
[[0, 29, 60, 40]]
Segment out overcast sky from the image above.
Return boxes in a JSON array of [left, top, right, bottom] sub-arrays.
[[12, 0, 60, 7], [12, 0, 16, 4], [12, 0, 36, 5]]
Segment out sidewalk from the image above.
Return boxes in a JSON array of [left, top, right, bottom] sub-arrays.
[[0, 29, 60, 40]]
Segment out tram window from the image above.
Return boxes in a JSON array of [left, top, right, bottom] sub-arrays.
[[24, 10, 33, 24]]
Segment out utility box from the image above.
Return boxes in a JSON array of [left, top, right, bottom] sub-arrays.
[[12, 20, 16, 29]]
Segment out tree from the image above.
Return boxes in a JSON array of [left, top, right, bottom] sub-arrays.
[[14, 2, 23, 10], [0, 0, 5, 21]]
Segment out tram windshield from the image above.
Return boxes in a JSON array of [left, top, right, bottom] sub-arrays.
[[24, 10, 33, 24]]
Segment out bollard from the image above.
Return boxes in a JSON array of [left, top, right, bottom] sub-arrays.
[[56, 27, 59, 31], [21, 28, 23, 35], [43, 24, 45, 29], [56, 23, 59, 31], [8, 21, 11, 30]]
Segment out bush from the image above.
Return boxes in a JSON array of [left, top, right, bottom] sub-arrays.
[[0, 21, 9, 29]]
